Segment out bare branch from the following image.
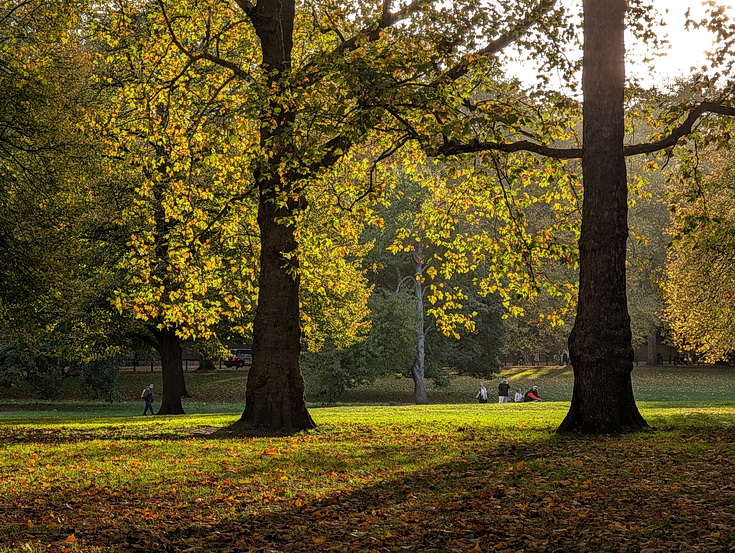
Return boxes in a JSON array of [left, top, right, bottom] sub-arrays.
[[442, 0, 556, 82], [297, 0, 431, 85], [437, 102, 735, 160], [438, 138, 582, 159]]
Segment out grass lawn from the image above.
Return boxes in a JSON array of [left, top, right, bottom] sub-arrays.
[[3, 364, 734, 416], [1, 366, 735, 551]]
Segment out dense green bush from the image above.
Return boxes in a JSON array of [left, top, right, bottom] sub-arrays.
[[77, 357, 123, 403]]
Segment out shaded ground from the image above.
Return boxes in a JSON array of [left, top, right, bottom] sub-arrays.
[[2, 413, 735, 552]]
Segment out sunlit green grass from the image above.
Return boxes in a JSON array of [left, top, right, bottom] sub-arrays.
[[2, 401, 735, 551], [2, 364, 735, 421]]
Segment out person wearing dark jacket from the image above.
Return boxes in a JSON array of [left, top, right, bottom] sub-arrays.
[[141, 384, 155, 415], [498, 377, 511, 403]]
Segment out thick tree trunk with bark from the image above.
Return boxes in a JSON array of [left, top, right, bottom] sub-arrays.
[[412, 246, 428, 404], [559, 0, 648, 433], [241, 183, 315, 429], [156, 328, 185, 415], [238, 0, 315, 430]]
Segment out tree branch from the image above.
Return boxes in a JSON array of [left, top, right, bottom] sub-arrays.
[[442, 0, 556, 82], [437, 102, 735, 160], [156, 0, 252, 81], [233, 0, 255, 17], [624, 102, 735, 155], [297, 0, 431, 86], [438, 137, 582, 158]]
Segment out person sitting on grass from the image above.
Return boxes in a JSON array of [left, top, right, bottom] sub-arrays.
[[514, 388, 524, 403], [524, 385, 541, 402]]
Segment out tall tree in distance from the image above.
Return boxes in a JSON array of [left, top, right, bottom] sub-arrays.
[[663, 148, 735, 363], [87, 1, 260, 414]]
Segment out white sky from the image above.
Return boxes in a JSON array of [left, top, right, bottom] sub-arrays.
[[639, 0, 726, 85], [506, 0, 734, 89]]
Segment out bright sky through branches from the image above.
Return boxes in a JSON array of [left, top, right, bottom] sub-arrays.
[[505, 0, 733, 89], [640, 0, 729, 85]]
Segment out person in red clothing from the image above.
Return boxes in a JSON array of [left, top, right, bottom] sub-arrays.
[[524, 385, 541, 402]]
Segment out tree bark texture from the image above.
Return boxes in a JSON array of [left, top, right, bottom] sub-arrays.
[[240, 0, 315, 430], [178, 343, 191, 397], [412, 245, 428, 404], [196, 356, 217, 371], [241, 183, 315, 429], [156, 327, 185, 415], [559, 0, 648, 433]]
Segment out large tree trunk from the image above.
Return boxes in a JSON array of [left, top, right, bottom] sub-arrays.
[[156, 328, 185, 415], [239, 0, 314, 430], [412, 245, 428, 404], [240, 183, 315, 429], [559, 0, 647, 433]]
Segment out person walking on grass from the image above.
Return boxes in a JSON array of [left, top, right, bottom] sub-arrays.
[[141, 383, 155, 415], [476, 382, 488, 403], [498, 377, 511, 404]]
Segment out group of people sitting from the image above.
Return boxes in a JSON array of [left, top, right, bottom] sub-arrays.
[[477, 379, 541, 403]]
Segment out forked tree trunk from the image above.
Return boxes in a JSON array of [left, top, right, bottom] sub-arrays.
[[156, 328, 185, 415], [559, 0, 647, 433]]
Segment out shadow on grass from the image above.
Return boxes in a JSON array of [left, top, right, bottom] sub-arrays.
[[150, 429, 735, 552], [189, 419, 309, 439], [9, 428, 734, 552], [0, 418, 322, 444], [3, 402, 735, 445]]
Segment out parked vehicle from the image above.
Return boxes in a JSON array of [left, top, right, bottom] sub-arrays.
[[223, 348, 252, 368]]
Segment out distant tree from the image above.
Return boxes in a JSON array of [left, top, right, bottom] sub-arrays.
[[626, 159, 670, 364], [87, 1, 260, 414], [363, 168, 511, 403], [0, 1, 132, 383], [663, 148, 735, 363], [301, 290, 413, 402]]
